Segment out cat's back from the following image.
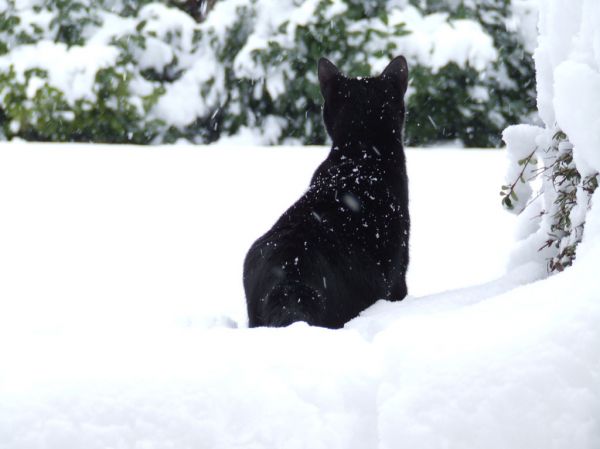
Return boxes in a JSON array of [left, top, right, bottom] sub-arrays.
[[264, 149, 405, 259]]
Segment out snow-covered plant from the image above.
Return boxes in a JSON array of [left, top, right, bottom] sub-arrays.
[[0, 1, 179, 143], [502, 0, 600, 275], [406, 0, 537, 146], [502, 126, 599, 272]]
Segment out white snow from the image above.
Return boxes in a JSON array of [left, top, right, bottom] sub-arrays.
[[554, 61, 600, 178], [385, 6, 498, 73], [508, 0, 539, 53], [214, 116, 290, 146], [0, 143, 598, 448]]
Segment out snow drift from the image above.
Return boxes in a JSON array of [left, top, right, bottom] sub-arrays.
[[0, 145, 598, 449]]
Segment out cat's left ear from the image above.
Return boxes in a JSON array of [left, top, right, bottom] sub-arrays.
[[318, 57, 340, 98], [381, 56, 409, 95]]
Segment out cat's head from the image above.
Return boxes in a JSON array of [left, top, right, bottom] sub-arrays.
[[318, 56, 408, 147]]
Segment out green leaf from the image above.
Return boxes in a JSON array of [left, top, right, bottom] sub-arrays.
[[135, 20, 147, 33]]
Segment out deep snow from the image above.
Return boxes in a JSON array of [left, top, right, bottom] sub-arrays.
[[0, 144, 516, 332], [0, 144, 599, 449]]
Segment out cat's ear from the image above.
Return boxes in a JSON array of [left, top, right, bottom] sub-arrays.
[[318, 57, 340, 97], [381, 56, 409, 95]]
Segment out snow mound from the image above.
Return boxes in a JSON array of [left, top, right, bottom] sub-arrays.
[[0, 255, 598, 449]]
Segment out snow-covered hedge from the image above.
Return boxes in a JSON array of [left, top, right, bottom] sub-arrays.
[[404, 0, 538, 147], [0, 0, 536, 146], [0, 0, 168, 142], [502, 0, 600, 273]]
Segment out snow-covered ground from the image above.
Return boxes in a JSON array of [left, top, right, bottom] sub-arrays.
[[0, 144, 598, 448]]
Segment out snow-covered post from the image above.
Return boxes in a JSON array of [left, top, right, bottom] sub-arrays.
[[502, 0, 600, 273]]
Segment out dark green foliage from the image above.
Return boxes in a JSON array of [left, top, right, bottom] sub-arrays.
[[50, 0, 102, 46], [406, 64, 494, 146], [406, 0, 536, 146], [0, 65, 164, 143]]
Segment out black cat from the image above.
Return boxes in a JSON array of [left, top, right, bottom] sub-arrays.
[[244, 56, 410, 329]]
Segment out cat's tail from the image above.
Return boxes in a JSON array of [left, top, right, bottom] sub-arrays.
[[254, 280, 326, 328]]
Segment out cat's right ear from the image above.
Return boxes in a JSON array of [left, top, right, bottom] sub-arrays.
[[318, 58, 340, 98]]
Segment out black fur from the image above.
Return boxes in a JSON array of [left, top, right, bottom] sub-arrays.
[[244, 56, 410, 329]]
